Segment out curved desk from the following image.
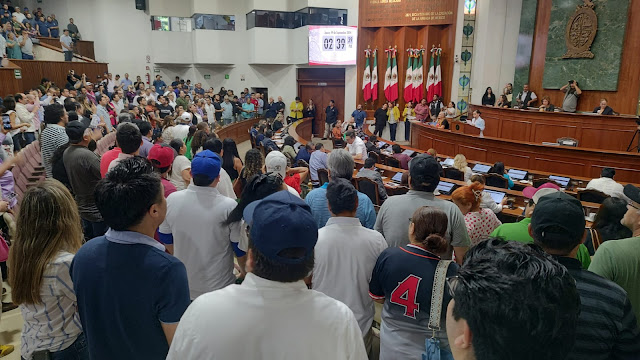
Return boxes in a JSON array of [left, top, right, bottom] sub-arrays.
[[411, 122, 640, 183], [469, 104, 638, 152], [216, 118, 262, 143]]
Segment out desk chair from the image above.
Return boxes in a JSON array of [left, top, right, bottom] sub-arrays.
[[332, 138, 345, 149], [577, 189, 610, 204], [385, 156, 401, 168], [444, 168, 464, 181], [317, 168, 330, 186], [368, 151, 380, 164], [485, 173, 509, 189], [533, 178, 563, 188], [355, 177, 381, 206]]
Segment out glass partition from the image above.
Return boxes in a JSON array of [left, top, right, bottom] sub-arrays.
[[247, 7, 347, 29]]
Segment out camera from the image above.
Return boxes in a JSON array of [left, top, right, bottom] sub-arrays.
[[568, 80, 574, 84]]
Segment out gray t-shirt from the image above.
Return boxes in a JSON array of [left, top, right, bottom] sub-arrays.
[[60, 34, 73, 50], [374, 190, 471, 257], [17, 36, 33, 56], [562, 88, 580, 113], [63, 145, 103, 222]]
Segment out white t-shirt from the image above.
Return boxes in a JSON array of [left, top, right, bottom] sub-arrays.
[[172, 124, 191, 142], [169, 155, 191, 191], [167, 273, 367, 359], [159, 185, 240, 300], [586, 177, 627, 200], [347, 136, 368, 160], [313, 217, 388, 335], [217, 167, 237, 200]]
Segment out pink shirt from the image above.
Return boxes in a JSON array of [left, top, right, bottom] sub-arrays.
[[414, 104, 429, 121], [464, 209, 502, 245], [161, 178, 177, 198], [100, 148, 122, 177]]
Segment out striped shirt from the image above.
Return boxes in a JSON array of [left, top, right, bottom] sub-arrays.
[[20, 251, 83, 360], [555, 257, 640, 359], [41, 124, 69, 178]]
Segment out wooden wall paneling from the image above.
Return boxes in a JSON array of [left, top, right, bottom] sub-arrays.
[[533, 156, 587, 175], [457, 144, 488, 162], [590, 164, 640, 182], [0, 64, 24, 97], [528, 0, 640, 114], [37, 38, 96, 60], [580, 126, 636, 152], [433, 138, 455, 156], [500, 119, 531, 142], [531, 123, 577, 144], [486, 150, 531, 169], [417, 134, 434, 150], [9, 60, 108, 93]]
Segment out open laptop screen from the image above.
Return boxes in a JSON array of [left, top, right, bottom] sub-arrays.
[[484, 190, 506, 204], [472, 164, 491, 174], [442, 158, 454, 167], [391, 172, 404, 183], [549, 175, 571, 188], [508, 169, 527, 180], [436, 181, 455, 194]]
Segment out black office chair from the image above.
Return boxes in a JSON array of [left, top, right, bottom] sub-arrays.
[[485, 173, 509, 189], [332, 138, 345, 149], [577, 189, 610, 204], [368, 151, 380, 164], [444, 168, 464, 181], [355, 177, 381, 205], [317, 168, 330, 185], [385, 156, 401, 168]]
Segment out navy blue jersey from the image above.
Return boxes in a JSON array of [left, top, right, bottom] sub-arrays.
[[369, 244, 458, 360]]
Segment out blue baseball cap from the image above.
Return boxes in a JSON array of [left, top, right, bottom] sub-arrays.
[[191, 150, 221, 181], [243, 190, 318, 264]]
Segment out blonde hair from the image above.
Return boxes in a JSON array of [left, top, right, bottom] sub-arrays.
[[9, 180, 83, 305], [453, 154, 468, 171]]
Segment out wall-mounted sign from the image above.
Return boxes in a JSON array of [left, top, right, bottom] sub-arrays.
[[225, 74, 229, 79], [360, 0, 456, 27], [317, 82, 327, 86], [204, 74, 211, 79], [14, 69, 21, 79], [154, 69, 160, 73]]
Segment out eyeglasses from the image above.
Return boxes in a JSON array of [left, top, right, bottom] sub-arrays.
[[628, 202, 640, 211]]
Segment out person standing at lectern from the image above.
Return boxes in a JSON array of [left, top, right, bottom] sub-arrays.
[[468, 109, 485, 137], [516, 84, 537, 108], [560, 80, 582, 113], [373, 103, 388, 137], [593, 98, 615, 115]]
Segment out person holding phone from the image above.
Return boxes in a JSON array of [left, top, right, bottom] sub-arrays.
[[560, 80, 582, 113]]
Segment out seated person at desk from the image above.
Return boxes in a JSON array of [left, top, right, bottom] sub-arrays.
[[586, 167, 626, 199], [365, 135, 381, 155], [391, 144, 411, 170], [470, 174, 504, 214], [560, 80, 582, 113], [490, 183, 592, 269], [593, 98, 615, 115], [309, 143, 328, 184], [515, 84, 537, 108], [481, 87, 496, 106], [331, 121, 343, 140], [539, 96, 555, 112], [467, 109, 485, 136], [488, 161, 514, 189], [345, 130, 367, 160], [356, 157, 388, 201], [453, 154, 473, 182], [451, 182, 502, 245], [434, 111, 449, 130], [295, 143, 313, 163], [261, 129, 279, 152], [496, 95, 511, 108]]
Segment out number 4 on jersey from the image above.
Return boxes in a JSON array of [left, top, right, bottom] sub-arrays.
[[390, 275, 421, 318]]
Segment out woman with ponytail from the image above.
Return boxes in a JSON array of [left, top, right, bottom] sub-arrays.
[[369, 206, 459, 359], [451, 182, 502, 245]]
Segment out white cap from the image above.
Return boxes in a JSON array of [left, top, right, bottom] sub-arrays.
[[532, 188, 559, 204], [180, 112, 192, 123], [265, 151, 288, 179]]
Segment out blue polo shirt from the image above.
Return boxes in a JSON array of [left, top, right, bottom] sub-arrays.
[[70, 229, 191, 360], [305, 183, 377, 229], [351, 110, 367, 127]]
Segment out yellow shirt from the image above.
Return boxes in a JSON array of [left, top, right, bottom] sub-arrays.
[[402, 107, 416, 121], [290, 101, 304, 119], [387, 106, 400, 124]]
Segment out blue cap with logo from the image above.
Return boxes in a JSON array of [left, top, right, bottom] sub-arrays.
[[243, 190, 318, 264], [191, 150, 221, 181]]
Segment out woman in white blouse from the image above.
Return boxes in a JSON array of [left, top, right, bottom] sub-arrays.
[[8, 180, 89, 360], [453, 153, 473, 182]]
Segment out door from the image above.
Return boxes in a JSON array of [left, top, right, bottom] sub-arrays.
[[299, 85, 345, 137]]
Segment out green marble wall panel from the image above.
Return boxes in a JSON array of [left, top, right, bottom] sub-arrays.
[[512, 0, 538, 105], [542, 0, 629, 91]]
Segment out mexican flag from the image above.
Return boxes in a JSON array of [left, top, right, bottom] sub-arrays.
[[413, 50, 424, 103], [434, 50, 442, 98], [384, 49, 392, 101], [403, 49, 414, 102], [389, 50, 399, 101], [371, 50, 378, 101], [426, 50, 436, 102], [363, 52, 372, 101]]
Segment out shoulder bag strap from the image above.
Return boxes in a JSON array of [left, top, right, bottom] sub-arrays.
[[428, 260, 453, 337], [591, 228, 602, 252]]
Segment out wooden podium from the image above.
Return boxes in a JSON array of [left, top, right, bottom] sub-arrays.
[[450, 120, 481, 136]]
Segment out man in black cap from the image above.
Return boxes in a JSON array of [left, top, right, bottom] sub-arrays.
[[63, 120, 105, 240], [530, 191, 640, 359], [374, 154, 470, 263], [591, 184, 640, 324]]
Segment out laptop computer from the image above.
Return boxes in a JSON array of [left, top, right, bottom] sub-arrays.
[[377, 141, 387, 149], [507, 169, 528, 181], [391, 172, 404, 183], [441, 158, 455, 167], [484, 190, 506, 204], [402, 149, 415, 157], [436, 181, 456, 195], [472, 164, 491, 174], [549, 175, 571, 188]]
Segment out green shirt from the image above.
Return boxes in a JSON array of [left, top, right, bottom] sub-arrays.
[[589, 236, 640, 323], [491, 218, 591, 269]]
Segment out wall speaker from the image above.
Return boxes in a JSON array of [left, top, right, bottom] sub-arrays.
[[135, 0, 146, 11]]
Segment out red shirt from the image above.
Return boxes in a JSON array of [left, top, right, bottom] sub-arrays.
[[251, 98, 259, 107], [285, 173, 301, 194], [161, 177, 177, 198], [100, 147, 122, 178]]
